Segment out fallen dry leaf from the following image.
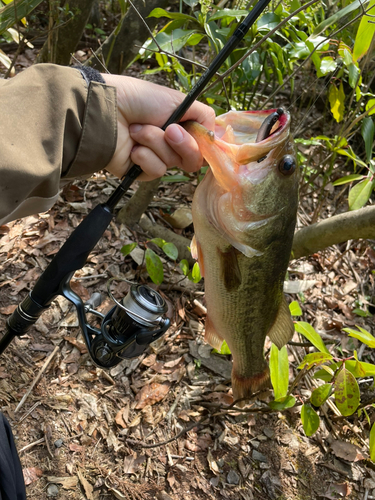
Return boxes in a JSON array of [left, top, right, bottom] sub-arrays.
[[135, 382, 171, 409], [330, 440, 365, 462], [47, 476, 78, 490], [0, 304, 17, 315], [69, 442, 84, 453], [64, 336, 88, 353], [123, 454, 147, 474], [207, 449, 220, 475], [70, 281, 90, 302], [23, 467, 43, 486], [142, 354, 157, 367], [115, 408, 127, 428], [322, 482, 352, 499], [77, 470, 93, 500]]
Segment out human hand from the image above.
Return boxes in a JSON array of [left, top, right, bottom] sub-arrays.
[[102, 74, 215, 181]]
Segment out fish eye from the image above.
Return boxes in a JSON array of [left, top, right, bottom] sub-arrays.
[[278, 155, 296, 176]]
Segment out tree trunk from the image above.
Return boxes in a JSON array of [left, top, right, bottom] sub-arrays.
[[292, 205, 375, 259], [86, 0, 168, 74], [117, 179, 161, 226], [37, 0, 96, 65]]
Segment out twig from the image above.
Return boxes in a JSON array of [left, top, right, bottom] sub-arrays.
[[17, 401, 42, 425], [15, 346, 59, 413], [19, 437, 45, 454], [125, 420, 207, 449]]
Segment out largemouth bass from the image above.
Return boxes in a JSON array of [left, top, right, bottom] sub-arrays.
[[184, 108, 299, 401]]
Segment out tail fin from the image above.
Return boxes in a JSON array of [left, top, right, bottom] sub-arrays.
[[231, 366, 271, 405]]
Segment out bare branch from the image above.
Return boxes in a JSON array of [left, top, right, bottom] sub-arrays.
[[292, 205, 375, 259]]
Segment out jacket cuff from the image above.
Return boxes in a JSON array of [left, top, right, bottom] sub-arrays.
[[63, 80, 117, 179]]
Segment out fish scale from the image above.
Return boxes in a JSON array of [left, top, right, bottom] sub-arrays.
[[185, 109, 299, 402]]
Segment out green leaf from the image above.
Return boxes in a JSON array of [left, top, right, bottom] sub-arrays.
[[332, 174, 365, 186], [150, 238, 166, 249], [190, 262, 202, 283], [145, 248, 164, 285], [329, 82, 345, 123], [269, 344, 289, 400], [352, 351, 367, 377], [120, 242, 137, 257], [208, 9, 248, 22], [298, 352, 333, 370], [294, 322, 330, 354], [348, 63, 360, 89], [289, 301, 302, 317], [352, 308, 372, 317], [212, 340, 231, 355], [366, 98, 375, 116], [343, 326, 375, 348], [353, 0, 375, 61], [0, 0, 44, 35], [315, 360, 375, 381], [311, 384, 333, 407], [335, 148, 368, 169], [301, 404, 320, 436], [348, 178, 374, 211], [162, 242, 178, 261], [334, 368, 360, 416], [317, 56, 337, 77], [179, 259, 189, 276], [370, 423, 375, 462], [309, 0, 370, 39], [362, 116, 375, 162], [268, 395, 296, 411], [148, 8, 196, 22], [147, 29, 203, 55]]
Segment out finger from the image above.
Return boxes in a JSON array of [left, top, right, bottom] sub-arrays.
[[130, 145, 167, 181], [164, 124, 204, 172], [102, 74, 216, 131], [129, 124, 181, 169]]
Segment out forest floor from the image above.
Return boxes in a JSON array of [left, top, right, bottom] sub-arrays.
[[1, 49, 375, 500]]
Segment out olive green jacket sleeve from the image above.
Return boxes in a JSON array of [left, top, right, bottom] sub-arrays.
[[0, 63, 117, 225]]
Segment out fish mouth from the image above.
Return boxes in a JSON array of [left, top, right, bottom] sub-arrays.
[[215, 108, 290, 148]]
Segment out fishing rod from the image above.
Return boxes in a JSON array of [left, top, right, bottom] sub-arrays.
[[0, 0, 271, 367]]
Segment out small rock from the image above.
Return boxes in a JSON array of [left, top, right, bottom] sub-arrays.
[[47, 484, 59, 497], [227, 470, 240, 485], [365, 479, 375, 490], [54, 439, 63, 448], [252, 450, 268, 462], [217, 458, 225, 468], [261, 471, 282, 500], [263, 427, 275, 439], [250, 440, 260, 449], [210, 476, 220, 487]]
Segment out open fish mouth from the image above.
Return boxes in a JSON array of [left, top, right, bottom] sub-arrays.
[[214, 107, 290, 152]]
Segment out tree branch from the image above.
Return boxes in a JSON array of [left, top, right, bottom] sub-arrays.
[[292, 205, 375, 259]]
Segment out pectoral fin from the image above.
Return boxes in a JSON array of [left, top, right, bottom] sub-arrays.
[[267, 297, 294, 349], [191, 235, 205, 277]]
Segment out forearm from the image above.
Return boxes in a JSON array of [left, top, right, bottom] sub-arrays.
[[0, 64, 117, 225]]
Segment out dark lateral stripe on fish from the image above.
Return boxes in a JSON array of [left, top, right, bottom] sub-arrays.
[[218, 246, 242, 292]]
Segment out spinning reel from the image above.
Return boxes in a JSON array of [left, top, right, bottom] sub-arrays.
[[80, 278, 169, 368]]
